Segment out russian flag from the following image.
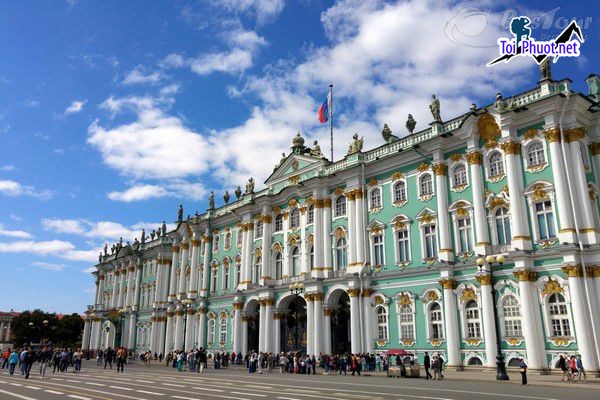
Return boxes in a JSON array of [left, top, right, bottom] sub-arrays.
[[318, 92, 331, 124]]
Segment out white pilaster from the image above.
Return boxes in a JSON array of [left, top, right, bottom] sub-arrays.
[[361, 290, 374, 353], [168, 242, 180, 301], [313, 195, 324, 278], [174, 310, 184, 351], [201, 233, 211, 297], [164, 312, 174, 354], [313, 293, 323, 355], [349, 289, 361, 353], [347, 194, 357, 269], [232, 301, 243, 354], [476, 274, 498, 369], [306, 294, 314, 355], [82, 318, 91, 350], [433, 162, 453, 262], [185, 310, 195, 351], [440, 279, 461, 368], [264, 299, 274, 352], [323, 199, 333, 275], [258, 301, 266, 352], [127, 313, 136, 349], [241, 317, 248, 355], [261, 213, 272, 281], [133, 263, 142, 310], [177, 240, 189, 299], [354, 188, 366, 265], [197, 307, 207, 349], [514, 269, 546, 370], [273, 315, 281, 354], [188, 234, 201, 298], [323, 309, 332, 354], [111, 271, 118, 309], [467, 151, 490, 253]]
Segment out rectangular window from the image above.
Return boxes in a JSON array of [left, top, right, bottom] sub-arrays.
[[536, 200, 556, 240], [424, 225, 437, 258], [396, 229, 410, 262], [373, 234, 384, 266], [457, 218, 473, 253], [211, 270, 217, 292], [223, 268, 229, 291]]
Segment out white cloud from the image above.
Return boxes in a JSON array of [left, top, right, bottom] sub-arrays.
[[0, 224, 33, 239], [159, 83, 181, 96], [0, 240, 75, 254], [41, 218, 86, 235], [0, 165, 16, 171], [159, 54, 185, 69], [0, 180, 54, 200], [107, 184, 166, 202], [31, 261, 66, 271], [213, 0, 284, 25], [64, 100, 86, 115], [123, 66, 167, 85]]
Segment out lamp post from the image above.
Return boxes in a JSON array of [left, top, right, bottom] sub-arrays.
[[27, 322, 34, 347], [476, 254, 509, 381], [181, 299, 193, 351], [42, 320, 48, 346], [288, 282, 304, 351]]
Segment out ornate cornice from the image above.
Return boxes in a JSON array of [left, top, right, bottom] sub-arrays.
[[563, 127, 586, 143], [561, 264, 583, 278], [500, 141, 521, 155], [543, 128, 560, 143], [513, 269, 537, 282], [361, 288, 374, 297], [590, 142, 600, 156], [347, 288, 360, 297], [432, 163, 447, 176], [475, 274, 492, 286], [465, 151, 483, 165], [438, 278, 456, 290]]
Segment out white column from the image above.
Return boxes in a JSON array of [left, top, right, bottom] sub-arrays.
[[501, 141, 531, 250], [111, 271, 119, 309], [433, 163, 453, 262], [467, 151, 490, 252], [323, 200, 332, 273], [197, 307, 207, 349], [306, 294, 314, 355], [361, 290, 374, 353], [233, 302, 243, 353], [261, 215, 272, 281], [514, 270, 546, 370], [174, 310, 184, 350], [323, 309, 332, 354], [82, 318, 91, 350], [125, 266, 134, 308], [440, 279, 461, 368], [241, 223, 254, 286], [544, 131, 576, 242], [117, 267, 125, 309], [188, 235, 201, 298], [282, 216, 291, 278], [313, 293, 323, 355], [258, 301, 266, 352], [476, 274, 497, 368], [164, 312, 174, 354], [562, 265, 600, 372], [185, 310, 195, 351], [273, 315, 281, 354], [92, 319, 101, 350], [354, 188, 366, 265], [241, 317, 249, 355], [592, 143, 600, 188], [128, 314, 136, 349], [300, 210, 308, 276], [133, 264, 142, 310], [154, 260, 163, 306], [94, 279, 101, 306], [177, 241, 189, 299], [347, 193, 357, 268], [169, 243, 180, 301], [201, 234, 211, 297], [264, 299, 274, 352], [149, 316, 158, 353], [568, 135, 598, 243], [313, 198, 324, 276], [348, 289, 361, 353]]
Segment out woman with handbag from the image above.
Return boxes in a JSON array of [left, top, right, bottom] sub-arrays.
[[519, 358, 528, 385]]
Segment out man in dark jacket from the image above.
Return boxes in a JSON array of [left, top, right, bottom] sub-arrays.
[[424, 352, 432, 380]]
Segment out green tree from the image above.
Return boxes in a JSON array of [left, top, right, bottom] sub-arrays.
[[10, 310, 83, 348]]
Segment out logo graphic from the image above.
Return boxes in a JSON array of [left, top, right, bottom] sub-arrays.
[[488, 16, 584, 66]]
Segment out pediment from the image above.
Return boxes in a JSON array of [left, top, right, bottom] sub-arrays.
[[265, 153, 326, 186]]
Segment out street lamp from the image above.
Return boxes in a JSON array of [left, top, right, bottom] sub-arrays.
[[476, 254, 509, 381], [181, 299, 193, 351], [42, 320, 48, 346], [27, 322, 34, 347], [288, 282, 305, 351]]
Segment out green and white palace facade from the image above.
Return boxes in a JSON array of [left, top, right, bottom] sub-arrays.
[[84, 74, 600, 373]]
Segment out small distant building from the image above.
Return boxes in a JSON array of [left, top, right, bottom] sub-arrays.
[[0, 310, 19, 348]]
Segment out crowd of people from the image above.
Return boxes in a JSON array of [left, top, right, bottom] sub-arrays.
[[0, 347, 84, 379]]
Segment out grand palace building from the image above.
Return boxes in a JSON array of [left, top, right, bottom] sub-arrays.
[[84, 72, 600, 374]]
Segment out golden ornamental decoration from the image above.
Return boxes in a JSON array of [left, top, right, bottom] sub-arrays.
[[488, 197, 507, 210], [484, 140, 498, 149], [307, 234, 314, 245], [394, 219, 407, 230], [590, 142, 600, 156], [588, 183, 597, 201], [346, 190, 356, 201], [506, 338, 522, 346], [232, 302, 243, 310], [281, 211, 289, 220], [475, 274, 492, 286], [234, 254, 241, 262], [368, 177, 378, 187], [460, 288, 477, 302], [288, 198, 298, 207], [391, 171, 404, 181], [561, 264, 582, 278], [466, 339, 481, 346], [455, 202, 469, 216], [273, 242, 282, 252], [398, 294, 411, 306], [254, 247, 262, 257], [477, 113, 501, 143], [532, 183, 548, 200], [374, 296, 384, 305], [523, 128, 539, 140], [563, 127, 586, 143], [334, 228, 346, 238], [299, 206, 306, 215], [431, 339, 441, 347], [347, 288, 360, 297], [543, 128, 560, 143], [272, 206, 281, 214], [500, 141, 521, 155], [465, 151, 483, 165], [421, 213, 435, 224], [305, 196, 314, 205], [513, 269, 537, 282], [427, 291, 439, 302], [541, 279, 563, 296], [370, 226, 383, 235], [402, 339, 415, 346], [376, 340, 387, 347], [213, 228, 219, 235], [417, 162, 430, 172], [449, 153, 463, 162], [432, 163, 448, 176], [323, 198, 332, 207], [334, 187, 345, 196], [289, 175, 301, 185], [553, 337, 569, 346], [439, 278, 456, 290]]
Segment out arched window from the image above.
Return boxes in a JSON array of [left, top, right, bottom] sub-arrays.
[[495, 207, 511, 245], [393, 181, 406, 203], [307, 205, 314, 224], [452, 164, 467, 187], [255, 221, 263, 238], [465, 300, 481, 338], [370, 188, 382, 209], [336, 237, 347, 270], [292, 247, 301, 276], [213, 235, 220, 252], [372, 234, 384, 266], [457, 217, 473, 253], [489, 151, 504, 177], [420, 174, 433, 196], [275, 252, 283, 279], [429, 303, 443, 339], [290, 208, 300, 228], [527, 142, 546, 167], [224, 232, 231, 249], [507, 358, 521, 367], [467, 357, 483, 366], [234, 261, 241, 287], [211, 268, 218, 292], [207, 319, 216, 345], [502, 295, 522, 337], [535, 200, 556, 240], [376, 305, 389, 341], [253, 256, 261, 284], [275, 214, 283, 231], [335, 195, 346, 217], [219, 317, 227, 343], [236, 230, 242, 246], [309, 246, 314, 270], [548, 293, 571, 337], [399, 304, 414, 340]]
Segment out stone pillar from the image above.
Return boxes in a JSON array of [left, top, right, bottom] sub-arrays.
[[500, 141, 532, 250], [347, 191, 357, 268], [258, 300, 266, 352], [433, 163, 453, 262], [313, 293, 324, 355], [177, 240, 189, 299], [201, 233, 211, 297], [273, 314, 281, 354], [133, 263, 142, 310], [188, 235, 201, 298], [476, 274, 497, 369], [232, 302, 243, 354], [94, 278, 101, 306], [323, 308, 332, 354], [323, 199, 332, 274], [82, 318, 91, 350], [117, 267, 126, 309], [354, 188, 366, 266], [439, 278, 461, 369], [466, 151, 490, 253], [174, 309, 184, 351], [185, 308, 195, 351], [562, 265, 600, 372], [348, 288, 362, 353], [544, 129, 576, 243], [361, 289, 374, 354], [264, 298, 274, 352], [261, 215, 272, 281], [241, 316, 249, 356], [92, 319, 102, 350], [168, 242, 180, 301], [127, 313, 136, 349], [164, 311, 174, 354], [589, 266, 600, 359], [154, 260, 163, 306], [282, 214, 291, 278], [241, 223, 254, 287], [126, 265, 134, 308], [313, 198, 324, 277], [592, 142, 600, 188], [513, 269, 546, 371], [111, 271, 119, 309], [305, 293, 314, 355], [197, 306, 207, 349]]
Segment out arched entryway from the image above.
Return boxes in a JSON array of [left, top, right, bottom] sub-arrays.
[[246, 300, 260, 353], [102, 320, 117, 349], [329, 289, 351, 354], [280, 295, 307, 353]]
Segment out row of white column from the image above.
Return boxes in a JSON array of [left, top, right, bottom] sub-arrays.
[[0, 320, 12, 342]]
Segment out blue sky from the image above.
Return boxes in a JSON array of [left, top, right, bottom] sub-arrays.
[[0, 0, 597, 314]]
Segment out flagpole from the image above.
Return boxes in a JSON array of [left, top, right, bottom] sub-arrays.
[[329, 83, 334, 162]]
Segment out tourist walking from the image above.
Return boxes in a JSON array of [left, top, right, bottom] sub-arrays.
[[576, 355, 586, 382], [38, 346, 51, 379], [519, 358, 528, 385], [116, 347, 126, 373], [424, 352, 432, 380], [1, 348, 10, 369], [8, 349, 18, 375], [104, 347, 114, 369], [558, 355, 571, 381]]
